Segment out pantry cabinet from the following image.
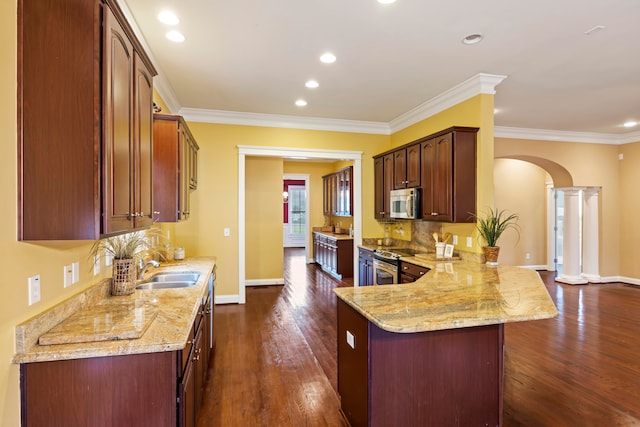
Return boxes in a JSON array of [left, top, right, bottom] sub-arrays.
[[153, 114, 199, 222], [373, 154, 394, 220], [323, 166, 353, 217], [18, 0, 157, 240]]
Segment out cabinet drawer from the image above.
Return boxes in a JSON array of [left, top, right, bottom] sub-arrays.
[[400, 262, 429, 279]]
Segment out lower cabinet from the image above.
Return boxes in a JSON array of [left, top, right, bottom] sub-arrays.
[[337, 299, 503, 427], [20, 285, 214, 427], [358, 247, 374, 286], [399, 261, 430, 283], [313, 232, 353, 279]]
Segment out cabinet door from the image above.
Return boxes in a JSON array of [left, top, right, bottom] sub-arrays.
[[179, 357, 196, 427], [433, 133, 453, 221], [134, 53, 154, 228], [180, 126, 191, 219], [103, 6, 135, 234], [393, 149, 407, 189], [406, 143, 421, 188], [374, 154, 394, 219], [421, 138, 436, 219]]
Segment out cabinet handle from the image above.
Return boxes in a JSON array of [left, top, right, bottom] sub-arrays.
[[419, 271, 425, 275], [187, 339, 193, 345], [153, 211, 160, 215], [192, 354, 200, 362], [431, 212, 438, 216], [403, 266, 409, 270]]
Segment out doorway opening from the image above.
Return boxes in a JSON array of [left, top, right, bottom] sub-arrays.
[[283, 176, 308, 249]]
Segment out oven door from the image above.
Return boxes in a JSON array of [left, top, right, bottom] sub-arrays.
[[373, 259, 398, 285]]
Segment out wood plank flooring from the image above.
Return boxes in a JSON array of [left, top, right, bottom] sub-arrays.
[[198, 248, 640, 426]]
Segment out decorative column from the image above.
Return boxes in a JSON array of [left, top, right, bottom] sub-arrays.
[[556, 188, 588, 285], [581, 187, 601, 282]]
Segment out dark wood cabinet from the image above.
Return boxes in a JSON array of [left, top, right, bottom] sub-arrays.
[[337, 299, 503, 427], [313, 232, 354, 279], [399, 261, 429, 283], [393, 143, 421, 189], [153, 114, 199, 222], [421, 127, 477, 222], [323, 166, 353, 217], [18, 0, 157, 240], [373, 154, 394, 219], [358, 247, 374, 286]]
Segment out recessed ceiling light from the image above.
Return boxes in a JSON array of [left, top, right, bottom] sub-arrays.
[[320, 53, 336, 64], [623, 120, 638, 128], [377, 0, 397, 4], [305, 80, 319, 89], [166, 30, 185, 42], [462, 33, 484, 45], [295, 99, 307, 107], [157, 11, 180, 26]]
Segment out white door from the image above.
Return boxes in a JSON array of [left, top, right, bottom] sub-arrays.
[[284, 185, 306, 247]]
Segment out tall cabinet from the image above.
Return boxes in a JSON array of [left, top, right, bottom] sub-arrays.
[[18, 0, 157, 240]]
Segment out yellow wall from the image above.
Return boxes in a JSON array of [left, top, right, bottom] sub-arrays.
[[495, 138, 621, 276], [245, 157, 284, 280]]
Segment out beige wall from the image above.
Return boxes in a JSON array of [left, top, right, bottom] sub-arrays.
[[495, 138, 621, 276], [619, 141, 640, 277], [494, 159, 548, 266], [245, 157, 284, 280]]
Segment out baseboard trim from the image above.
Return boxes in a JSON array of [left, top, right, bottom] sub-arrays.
[[246, 278, 285, 287], [215, 295, 241, 305], [518, 264, 548, 270]]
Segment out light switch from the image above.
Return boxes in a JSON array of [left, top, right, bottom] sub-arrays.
[[452, 235, 458, 245], [346, 330, 355, 349], [223, 227, 230, 237], [64, 264, 73, 288], [28, 275, 41, 305], [72, 261, 80, 284], [466, 236, 473, 248]]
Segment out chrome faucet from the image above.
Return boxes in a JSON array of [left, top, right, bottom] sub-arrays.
[[137, 259, 160, 280]]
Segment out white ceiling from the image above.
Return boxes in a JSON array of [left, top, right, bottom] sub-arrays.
[[123, 0, 640, 138]]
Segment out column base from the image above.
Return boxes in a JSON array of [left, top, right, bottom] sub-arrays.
[[556, 274, 588, 285], [581, 273, 602, 283]]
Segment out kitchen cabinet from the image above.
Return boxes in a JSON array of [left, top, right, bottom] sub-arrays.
[[373, 154, 394, 220], [313, 232, 354, 279], [358, 247, 374, 286], [399, 261, 429, 283], [337, 299, 503, 427], [421, 127, 477, 222], [18, 0, 157, 240], [323, 166, 353, 217], [153, 114, 200, 222], [20, 273, 215, 427], [393, 143, 421, 189]]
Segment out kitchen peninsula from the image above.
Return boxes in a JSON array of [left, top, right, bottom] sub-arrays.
[[334, 261, 558, 427]]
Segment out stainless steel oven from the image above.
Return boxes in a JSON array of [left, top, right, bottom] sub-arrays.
[[373, 257, 398, 285]]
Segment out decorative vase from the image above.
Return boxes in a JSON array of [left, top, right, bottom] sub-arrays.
[[111, 258, 137, 295], [482, 246, 500, 266]]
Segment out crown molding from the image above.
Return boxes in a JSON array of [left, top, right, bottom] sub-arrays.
[[179, 108, 391, 135], [388, 73, 507, 133], [495, 126, 640, 145]]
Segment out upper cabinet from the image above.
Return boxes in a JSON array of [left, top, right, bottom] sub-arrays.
[[18, 0, 157, 240], [323, 166, 353, 217], [153, 114, 200, 222], [373, 126, 478, 223], [393, 143, 421, 189]]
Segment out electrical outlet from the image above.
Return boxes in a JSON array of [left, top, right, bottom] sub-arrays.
[[452, 235, 458, 245], [105, 252, 113, 266], [223, 227, 230, 237], [93, 255, 100, 276], [346, 330, 355, 349], [72, 261, 80, 284], [525, 252, 531, 260], [64, 264, 73, 288], [28, 274, 41, 305], [466, 236, 473, 248]]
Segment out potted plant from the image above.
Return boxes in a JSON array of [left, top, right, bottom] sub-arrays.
[[90, 231, 155, 295], [470, 208, 520, 266]]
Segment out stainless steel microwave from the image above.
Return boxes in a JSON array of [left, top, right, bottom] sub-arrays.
[[390, 188, 420, 219]]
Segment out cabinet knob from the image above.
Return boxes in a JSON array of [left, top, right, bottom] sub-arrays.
[[153, 211, 160, 215], [431, 212, 438, 216], [403, 266, 409, 270], [419, 271, 425, 275]]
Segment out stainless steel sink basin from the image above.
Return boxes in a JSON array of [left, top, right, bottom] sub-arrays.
[[136, 280, 197, 290], [146, 271, 201, 283]]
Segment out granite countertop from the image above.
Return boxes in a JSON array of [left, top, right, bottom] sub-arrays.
[[334, 261, 558, 333], [13, 257, 215, 364], [313, 230, 353, 240]]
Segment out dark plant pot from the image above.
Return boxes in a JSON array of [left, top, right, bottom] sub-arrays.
[[482, 246, 500, 266]]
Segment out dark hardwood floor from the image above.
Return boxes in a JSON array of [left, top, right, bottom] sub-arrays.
[[198, 248, 640, 426]]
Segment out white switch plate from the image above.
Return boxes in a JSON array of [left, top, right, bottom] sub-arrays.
[[452, 235, 458, 245], [466, 236, 473, 248], [64, 264, 73, 288], [28, 274, 41, 305], [346, 330, 355, 349], [93, 255, 100, 276], [223, 227, 230, 237], [105, 252, 113, 266], [72, 261, 80, 284]]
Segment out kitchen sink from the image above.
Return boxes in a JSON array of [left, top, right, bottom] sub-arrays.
[[136, 280, 197, 290], [146, 271, 201, 283]]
